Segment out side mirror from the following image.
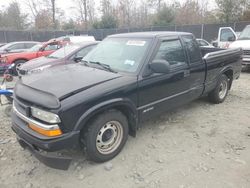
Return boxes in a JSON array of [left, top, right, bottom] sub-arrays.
[[149, 59, 171, 74], [228, 36, 236, 42], [5, 48, 10, 52], [74, 56, 83, 62]]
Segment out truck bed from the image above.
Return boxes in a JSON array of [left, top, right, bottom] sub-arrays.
[[201, 47, 242, 94]]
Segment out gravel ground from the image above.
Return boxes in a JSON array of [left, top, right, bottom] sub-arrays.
[[0, 74, 250, 188]]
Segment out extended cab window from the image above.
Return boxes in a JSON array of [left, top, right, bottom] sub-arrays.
[[182, 35, 202, 63], [153, 39, 186, 67]]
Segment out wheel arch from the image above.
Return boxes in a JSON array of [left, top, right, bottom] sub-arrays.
[[75, 98, 138, 137], [221, 67, 234, 89], [13, 58, 29, 64]]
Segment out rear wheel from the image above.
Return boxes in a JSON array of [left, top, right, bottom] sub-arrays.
[[13, 60, 27, 76], [82, 110, 129, 162], [208, 74, 229, 104]]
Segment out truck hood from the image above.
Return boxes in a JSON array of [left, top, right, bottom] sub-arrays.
[[21, 56, 61, 71], [19, 64, 122, 101], [229, 40, 250, 49]]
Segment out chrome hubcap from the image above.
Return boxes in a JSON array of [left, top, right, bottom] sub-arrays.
[[16, 63, 22, 72], [96, 121, 123, 155], [219, 80, 228, 99]]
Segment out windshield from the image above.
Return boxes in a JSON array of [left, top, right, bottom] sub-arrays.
[[238, 26, 250, 40], [27, 44, 43, 52], [48, 44, 80, 59], [82, 38, 151, 73]]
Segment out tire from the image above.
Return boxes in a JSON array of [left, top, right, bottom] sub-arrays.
[[208, 74, 229, 104], [13, 60, 27, 76], [82, 110, 129, 163]]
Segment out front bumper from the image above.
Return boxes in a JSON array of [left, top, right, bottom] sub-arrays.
[[11, 107, 80, 170], [16, 135, 72, 170]]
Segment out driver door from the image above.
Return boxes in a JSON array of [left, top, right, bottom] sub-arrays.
[[138, 37, 191, 121], [218, 27, 237, 48]]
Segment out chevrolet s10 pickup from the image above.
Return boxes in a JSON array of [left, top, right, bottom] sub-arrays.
[[11, 32, 242, 169]]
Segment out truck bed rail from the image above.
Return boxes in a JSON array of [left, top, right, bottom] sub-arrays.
[[203, 48, 242, 63]]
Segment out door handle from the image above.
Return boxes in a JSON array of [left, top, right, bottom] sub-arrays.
[[184, 70, 190, 77]]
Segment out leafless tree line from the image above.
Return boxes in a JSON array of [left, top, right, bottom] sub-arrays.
[[1, 0, 250, 30]]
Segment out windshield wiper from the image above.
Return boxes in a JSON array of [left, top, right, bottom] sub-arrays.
[[81, 60, 90, 67], [89, 61, 117, 73]]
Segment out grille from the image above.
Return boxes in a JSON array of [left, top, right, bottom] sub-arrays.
[[243, 50, 250, 56], [14, 100, 29, 117]]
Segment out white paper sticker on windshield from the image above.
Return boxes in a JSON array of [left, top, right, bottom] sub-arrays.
[[126, 40, 146, 46], [124, 60, 135, 66]]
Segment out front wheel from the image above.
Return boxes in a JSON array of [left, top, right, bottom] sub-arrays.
[[82, 110, 129, 162], [208, 74, 229, 104], [13, 60, 27, 76]]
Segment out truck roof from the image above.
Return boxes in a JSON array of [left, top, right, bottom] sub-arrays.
[[109, 32, 193, 39]]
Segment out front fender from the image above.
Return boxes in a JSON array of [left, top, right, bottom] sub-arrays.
[[74, 98, 138, 131]]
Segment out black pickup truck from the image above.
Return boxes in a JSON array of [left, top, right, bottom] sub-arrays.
[[11, 32, 242, 170]]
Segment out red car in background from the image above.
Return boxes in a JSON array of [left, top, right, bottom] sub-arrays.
[[0, 40, 68, 75]]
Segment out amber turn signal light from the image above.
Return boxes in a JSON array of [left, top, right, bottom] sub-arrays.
[[29, 124, 62, 137]]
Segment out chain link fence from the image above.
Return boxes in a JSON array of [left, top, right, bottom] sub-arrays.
[[1, 21, 250, 43]]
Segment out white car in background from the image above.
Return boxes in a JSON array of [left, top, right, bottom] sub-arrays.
[[211, 27, 238, 48], [229, 25, 250, 71], [56, 35, 96, 43]]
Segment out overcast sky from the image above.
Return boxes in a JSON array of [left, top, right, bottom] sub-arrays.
[[0, 0, 216, 19]]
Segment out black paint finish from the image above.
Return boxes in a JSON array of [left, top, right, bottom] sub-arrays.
[[11, 32, 242, 158]]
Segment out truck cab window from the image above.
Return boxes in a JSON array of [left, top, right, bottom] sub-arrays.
[[153, 39, 186, 67], [220, 28, 236, 42], [182, 35, 202, 63]]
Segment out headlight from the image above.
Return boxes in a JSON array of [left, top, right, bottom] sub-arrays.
[[28, 65, 52, 74], [31, 107, 61, 124], [8, 63, 15, 68]]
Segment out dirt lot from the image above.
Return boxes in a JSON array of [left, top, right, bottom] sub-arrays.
[[0, 73, 250, 188]]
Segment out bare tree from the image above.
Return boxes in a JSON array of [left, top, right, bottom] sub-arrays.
[[24, 0, 40, 18], [175, 0, 202, 25], [148, 0, 162, 12], [117, 0, 136, 27], [50, 0, 56, 29], [73, 0, 95, 30]]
